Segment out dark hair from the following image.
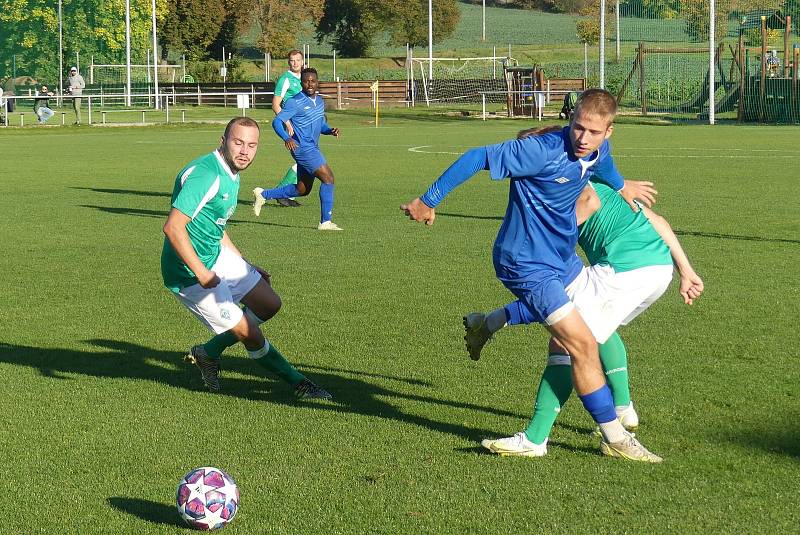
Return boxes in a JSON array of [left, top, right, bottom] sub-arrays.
[[223, 116, 260, 139], [573, 88, 617, 125], [301, 67, 318, 79], [517, 125, 562, 139]]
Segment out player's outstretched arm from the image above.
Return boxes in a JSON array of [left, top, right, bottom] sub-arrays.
[[401, 198, 436, 225], [163, 208, 220, 289], [641, 206, 704, 305], [619, 180, 657, 212]]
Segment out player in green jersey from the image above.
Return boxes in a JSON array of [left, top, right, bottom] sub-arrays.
[[161, 116, 332, 399], [259, 49, 304, 210], [468, 178, 703, 458]]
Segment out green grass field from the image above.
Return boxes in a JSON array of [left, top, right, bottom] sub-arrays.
[[3, 114, 799, 533]]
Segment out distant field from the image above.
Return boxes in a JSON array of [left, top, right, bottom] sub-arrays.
[[2, 113, 798, 533]]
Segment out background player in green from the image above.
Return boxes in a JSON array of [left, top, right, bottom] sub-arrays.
[[470, 177, 704, 458], [161, 116, 332, 399], [263, 49, 304, 208]]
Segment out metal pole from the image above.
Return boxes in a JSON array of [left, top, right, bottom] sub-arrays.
[[709, 0, 715, 124], [182, 54, 186, 82], [125, 0, 132, 106], [264, 53, 268, 82], [584, 42, 588, 79], [615, 0, 620, 63], [152, 0, 160, 110], [600, 0, 606, 88], [58, 0, 63, 104], [482, 0, 486, 42], [76, 50, 80, 72], [90, 55, 94, 84], [428, 0, 433, 80], [333, 50, 337, 81]]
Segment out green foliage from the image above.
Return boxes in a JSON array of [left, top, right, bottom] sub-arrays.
[[0, 0, 168, 83], [680, 0, 731, 41], [548, 0, 592, 14], [316, 0, 460, 57], [620, 0, 680, 19], [160, 0, 226, 61], [743, 27, 782, 46], [236, 0, 322, 57]]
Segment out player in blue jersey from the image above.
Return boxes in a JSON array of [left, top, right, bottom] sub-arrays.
[[402, 89, 662, 462], [253, 68, 342, 231]]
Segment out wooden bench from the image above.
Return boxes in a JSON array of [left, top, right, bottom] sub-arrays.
[[542, 78, 586, 104]]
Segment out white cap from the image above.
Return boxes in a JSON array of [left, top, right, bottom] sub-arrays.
[[70, 66, 77, 72]]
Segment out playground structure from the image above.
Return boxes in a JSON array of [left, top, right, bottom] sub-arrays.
[[503, 65, 585, 119], [617, 11, 798, 123]]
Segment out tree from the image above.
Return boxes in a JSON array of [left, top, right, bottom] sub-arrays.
[[316, 0, 461, 57], [0, 0, 167, 84], [236, 0, 324, 57], [680, 0, 731, 42], [160, 0, 226, 61]]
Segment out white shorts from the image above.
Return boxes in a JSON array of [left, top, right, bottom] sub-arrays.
[[174, 245, 262, 334], [565, 263, 673, 344]]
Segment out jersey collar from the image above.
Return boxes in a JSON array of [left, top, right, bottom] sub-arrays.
[[213, 149, 239, 182]]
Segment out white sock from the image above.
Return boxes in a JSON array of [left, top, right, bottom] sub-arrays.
[[598, 419, 627, 444], [486, 308, 508, 333]]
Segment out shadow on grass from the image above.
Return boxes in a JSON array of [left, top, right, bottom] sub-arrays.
[[0, 340, 524, 443], [727, 426, 800, 459], [79, 205, 310, 229], [107, 497, 183, 527]]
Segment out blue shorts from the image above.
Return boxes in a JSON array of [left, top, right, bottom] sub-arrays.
[[293, 147, 327, 177], [497, 270, 573, 325]]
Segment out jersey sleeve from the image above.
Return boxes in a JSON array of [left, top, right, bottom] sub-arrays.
[[273, 99, 299, 141], [275, 74, 292, 99], [420, 147, 490, 207], [172, 163, 220, 219], [590, 140, 624, 191], [485, 136, 548, 180]]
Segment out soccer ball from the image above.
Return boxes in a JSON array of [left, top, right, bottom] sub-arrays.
[[176, 466, 239, 530]]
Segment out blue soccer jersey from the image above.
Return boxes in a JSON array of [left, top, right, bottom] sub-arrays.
[[272, 92, 333, 153], [420, 127, 624, 323]]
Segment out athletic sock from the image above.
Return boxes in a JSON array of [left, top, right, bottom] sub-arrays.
[[274, 164, 298, 188], [260, 184, 300, 200], [485, 307, 508, 334], [203, 331, 237, 360], [524, 354, 573, 444], [599, 331, 631, 407], [504, 300, 536, 326], [319, 183, 334, 223], [578, 384, 626, 443], [248, 341, 305, 387]]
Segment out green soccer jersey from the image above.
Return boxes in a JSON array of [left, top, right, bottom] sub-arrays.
[[161, 151, 240, 293], [579, 180, 672, 273], [274, 70, 302, 101]]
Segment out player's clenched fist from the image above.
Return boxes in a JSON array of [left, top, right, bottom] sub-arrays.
[[401, 198, 436, 226]]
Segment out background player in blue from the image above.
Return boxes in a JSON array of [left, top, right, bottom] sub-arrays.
[[253, 67, 342, 231], [402, 89, 662, 462], [162, 117, 332, 399]]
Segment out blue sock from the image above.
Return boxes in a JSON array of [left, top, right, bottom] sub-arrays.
[[504, 300, 536, 325], [319, 183, 334, 223], [578, 384, 618, 424], [260, 184, 300, 200]]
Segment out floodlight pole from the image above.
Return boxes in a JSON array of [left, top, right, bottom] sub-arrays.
[[709, 0, 715, 124], [125, 0, 132, 107], [428, 0, 433, 80], [482, 0, 486, 42], [58, 0, 63, 102], [600, 0, 606, 88], [151, 0, 160, 110], [615, 0, 620, 63]]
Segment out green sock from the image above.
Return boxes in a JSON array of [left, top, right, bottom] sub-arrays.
[[599, 332, 631, 407], [250, 343, 305, 387], [274, 164, 298, 188], [203, 331, 238, 360], [524, 358, 574, 444]]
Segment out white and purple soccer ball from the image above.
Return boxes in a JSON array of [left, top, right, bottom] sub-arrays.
[[176, 467, 239, 530]]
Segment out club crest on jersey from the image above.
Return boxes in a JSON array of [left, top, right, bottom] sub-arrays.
[[222, 193, 230, 200], [220, 309, 231, 320], [554, 177, 570, 184]]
